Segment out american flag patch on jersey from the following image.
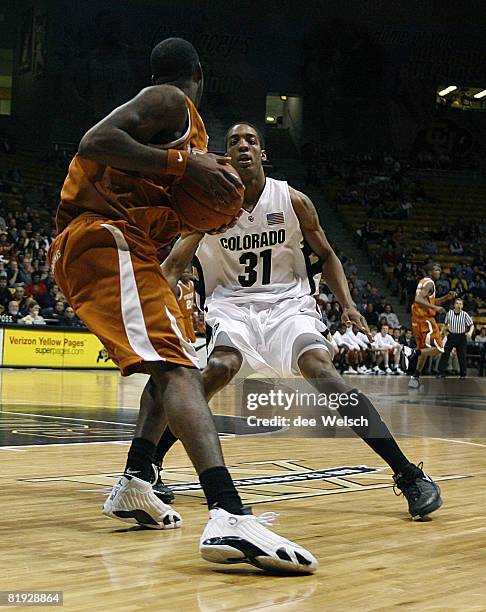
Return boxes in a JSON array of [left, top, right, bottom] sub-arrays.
[[266, 211, 285, 225]]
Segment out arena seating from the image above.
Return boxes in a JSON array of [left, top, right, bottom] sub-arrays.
[[322, 167, 486, 329]]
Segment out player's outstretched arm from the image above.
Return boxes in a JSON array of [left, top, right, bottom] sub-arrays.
[[435, 291, 457, 306], [160, 233, 204, 291], [290, 187, 368, 332]]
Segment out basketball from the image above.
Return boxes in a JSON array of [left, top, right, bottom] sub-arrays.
[[171, 168, 244, 232]]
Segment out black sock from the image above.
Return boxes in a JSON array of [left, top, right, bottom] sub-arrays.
[[125, 437, 156, 482], [199, 466, 245, 515], [412, 370, 420, 378], [340, 390, 410, 474], [407, 349, 421, 375], [154, 427, 178, 467]]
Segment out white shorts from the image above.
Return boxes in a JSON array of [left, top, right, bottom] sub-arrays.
[[205, 295, 333, 378]]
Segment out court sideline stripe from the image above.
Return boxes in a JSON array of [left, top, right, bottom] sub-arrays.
[[397, 432, 486, 449], [1, 410, 134, 427], [0, 399, 139, 410], [0, 441, 130, 450]]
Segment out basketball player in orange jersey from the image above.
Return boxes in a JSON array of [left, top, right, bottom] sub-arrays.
[[408, 263, 456, 388], [48, 39, 318, 574], [177, 268, 197, 343], [154, 122, 443, 521]]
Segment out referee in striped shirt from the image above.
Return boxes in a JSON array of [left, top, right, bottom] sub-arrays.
[[437, 298, 474, 379]]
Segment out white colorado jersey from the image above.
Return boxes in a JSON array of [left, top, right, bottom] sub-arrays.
[[194, 178, 321, 309]]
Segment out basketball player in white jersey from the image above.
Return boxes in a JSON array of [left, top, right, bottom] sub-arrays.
[[155, 122, 442, 520]]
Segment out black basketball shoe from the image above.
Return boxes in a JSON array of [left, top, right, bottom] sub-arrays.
[[393, 462, 442, 520], [151, 464, 175, 504]]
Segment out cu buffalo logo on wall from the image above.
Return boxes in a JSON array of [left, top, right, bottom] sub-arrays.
[[97, 347, 110, 363]]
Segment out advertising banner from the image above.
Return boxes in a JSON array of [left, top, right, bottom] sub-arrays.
[[2, 326, 117, 369]]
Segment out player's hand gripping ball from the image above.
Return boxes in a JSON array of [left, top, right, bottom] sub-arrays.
[[171, 155, 244, 232]]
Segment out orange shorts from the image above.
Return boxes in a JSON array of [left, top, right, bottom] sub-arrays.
[[411, 316, 443, 352], [181, 316, 196, 343], [48, 216, 199, 375]]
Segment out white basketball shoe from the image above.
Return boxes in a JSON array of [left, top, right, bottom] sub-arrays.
[[103, 474, 182, 529], [200, 507, 318, 574]]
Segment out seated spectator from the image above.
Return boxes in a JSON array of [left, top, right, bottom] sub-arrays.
[[350, 286, 361, 306], [463, 292, 478, 314], [399, 328, 416, 349], [364, 303, 379, 326], [459, 262, 474, 284], [451, 273, 468, 294], [360, 281, 373, 302], [475, 327, 486, 347], [376, 297, 388, 314], [435, 272, 451, 297], [0, 233, 12, 256], [349, 272, 366, 293], [469, 274, 486, 299], [25, 272, 47, 301], [17, 259, 32, 286], [367, 286, 381, 310], [319, 302, 330, 327], [449, 240, 464, 255], [344, 257, 358, 276], [372, 324, 404, 375], [391, 327, 402, 343], [11, 286, 29, 314], [378, 315, 388, 328], [424, 240, 438, 255], [45, 300, 66, 324], [61, 306, 83, 327], [7, 260, 20, 286], [342, 322, 371, 374], [0, 300, 21, 324], [399, 200, 413, 219], [382, 303, 400, 328], [326, 301, 341, 324], [475, 327, 486, 376], [333, 323, 359, 374], [391, 261, 405, 294], [0, 272, 11, 309], [43, 270, 56, 291], [19, 302, 46, 325]]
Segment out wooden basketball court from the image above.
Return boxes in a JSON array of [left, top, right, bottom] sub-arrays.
[[1, 368, 486, 610]]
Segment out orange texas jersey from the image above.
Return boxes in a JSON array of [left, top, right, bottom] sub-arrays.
[[411, 277, 437, 319], [55, 95, 208, 246]]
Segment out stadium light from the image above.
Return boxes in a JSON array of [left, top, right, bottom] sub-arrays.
[[438, 86, 458, 96], [280, 95, 288, 101], [266, 116, 275, 122], [473, 89, 486, 99]]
